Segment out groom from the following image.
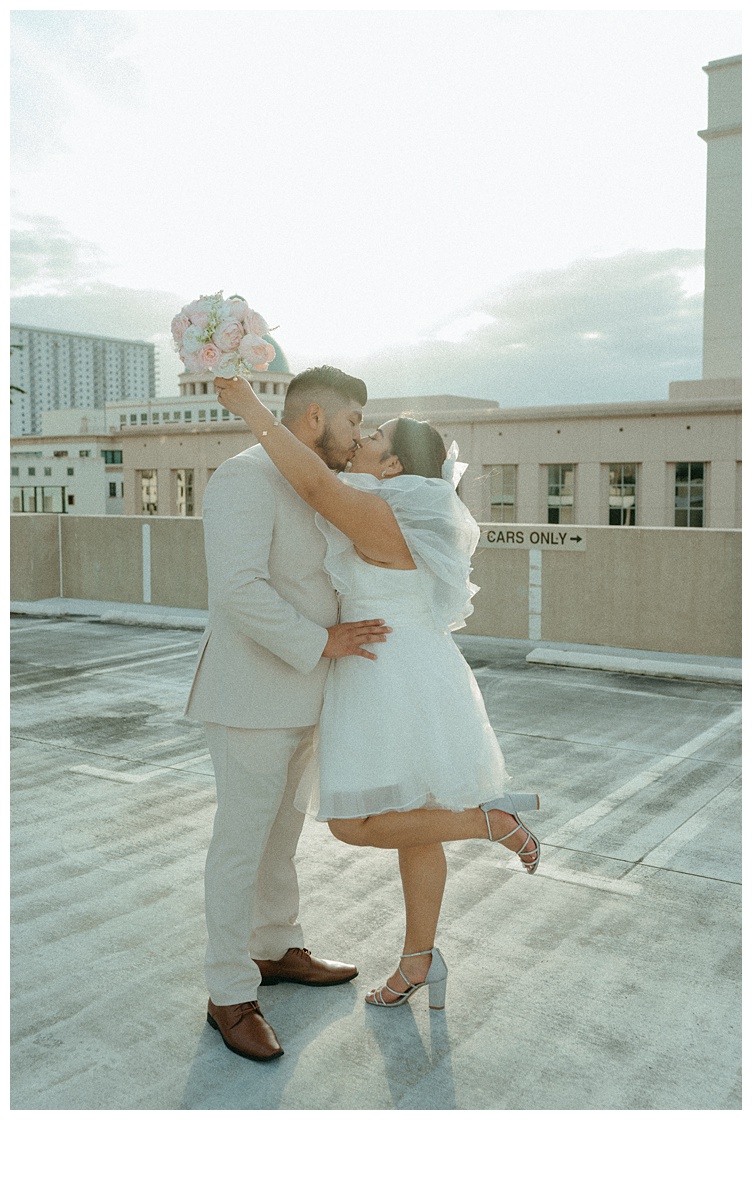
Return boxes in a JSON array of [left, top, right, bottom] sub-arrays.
[[186, 365, 389, 1061]]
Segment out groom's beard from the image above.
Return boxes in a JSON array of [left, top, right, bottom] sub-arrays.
[[315, 424, 351, 472]]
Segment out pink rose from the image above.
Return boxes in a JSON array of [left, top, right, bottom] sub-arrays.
[[213, 319, 245, 352], [171, 313, 191, 345], [182, 299, 213, 331], [244, 310, 270, 337], [198, 341, 223, 371], [180, 350, 202, 374], [239, 334, 276, 368]]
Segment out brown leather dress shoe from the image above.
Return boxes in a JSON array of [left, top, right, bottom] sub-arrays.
[[254, 946, 358, 987], [206, 1000, 284, 1061]]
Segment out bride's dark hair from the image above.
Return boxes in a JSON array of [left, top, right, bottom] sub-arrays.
[[389, 417, 447, 479]]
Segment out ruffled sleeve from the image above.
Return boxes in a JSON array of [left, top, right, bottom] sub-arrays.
[[315, 473, 480, 632]]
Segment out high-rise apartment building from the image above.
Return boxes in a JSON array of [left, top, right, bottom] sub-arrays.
[[9, 324, 156, 436]]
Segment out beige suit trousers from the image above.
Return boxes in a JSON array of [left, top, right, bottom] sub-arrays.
[[203, 722, 316, 1005]]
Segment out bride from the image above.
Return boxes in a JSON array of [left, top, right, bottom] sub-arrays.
[[213, 374, 541, 1010]]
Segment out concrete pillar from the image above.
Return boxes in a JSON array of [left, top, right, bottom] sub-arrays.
[[699, 56, 741, 380], [123, 470, 138, 516], [708, 460, 737, 528], [157, 467, 174, 516], [575, 462, 601, 525], [193, 467, 212, 517], [639, 461, 671, 528], [516, 462, 541, 523]]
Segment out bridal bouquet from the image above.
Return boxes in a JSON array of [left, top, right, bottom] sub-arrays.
[[171, 291, 276, 377]]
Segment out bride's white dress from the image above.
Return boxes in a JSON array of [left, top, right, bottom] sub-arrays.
[[295, 472, 511, 821]]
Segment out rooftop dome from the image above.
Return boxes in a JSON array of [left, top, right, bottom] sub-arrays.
[[264, 335, 290, 375]]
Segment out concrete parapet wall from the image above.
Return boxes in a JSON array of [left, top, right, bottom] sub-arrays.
[[60, 516, 145, 604], [467, 524, 740, 656], [9, 514, 60, 601], [148, 518, 208, 610], [9, 515, 741, 657]]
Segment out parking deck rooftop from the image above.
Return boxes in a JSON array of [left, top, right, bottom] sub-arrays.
[[10, 615, 741, 1110]]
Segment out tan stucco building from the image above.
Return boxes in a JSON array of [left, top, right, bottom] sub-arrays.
[[11, 57, 741, 531]]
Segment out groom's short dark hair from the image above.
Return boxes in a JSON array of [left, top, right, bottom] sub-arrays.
[[283, 365, 367, 421]]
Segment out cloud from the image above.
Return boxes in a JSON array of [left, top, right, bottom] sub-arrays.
[[336, 249, 704, 405], [10, 211, 184, 394], [10, 284, 185, 395], [10, 244, 705, 405], [11, 10, 140, 164], [10, 213, 105, 293]]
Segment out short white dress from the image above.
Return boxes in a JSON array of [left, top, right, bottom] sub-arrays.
[[295, 473, 511, 821]]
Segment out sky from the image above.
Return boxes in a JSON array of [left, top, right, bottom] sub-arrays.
[[9, 5, 741, 403]]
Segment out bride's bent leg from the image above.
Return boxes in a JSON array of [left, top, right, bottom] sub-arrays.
[[329, 805, 489, 849], [368, 844, 447, 1005]]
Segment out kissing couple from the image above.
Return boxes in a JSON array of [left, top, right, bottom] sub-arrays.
[[185, 365, 541, 1061]]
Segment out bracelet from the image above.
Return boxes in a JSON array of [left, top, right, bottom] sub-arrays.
[[260, 421, 280, 437]]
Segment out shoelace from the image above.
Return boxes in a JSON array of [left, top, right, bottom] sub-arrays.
[[229, 1001, 260, 1026]]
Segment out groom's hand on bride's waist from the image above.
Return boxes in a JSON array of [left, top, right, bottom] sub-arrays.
[[322, 619, 392, 662]]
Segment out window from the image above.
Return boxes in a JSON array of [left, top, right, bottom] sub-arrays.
[[67, 494, 75, 506], [44, 467, 51, 477], [67, 467, 75, 477], [258, 382, 267, 394], [488, 465, 517, 521], [152, 413, 160, 423], [221, 409, 230, 421], [210, 408, 218, 421], [28, 467, 36, 476], [162, 412, 171, 422], [184, 410, 192, 422], [130, 414, 137, 425], [109, 482, 117, 497], [53, 450, 69, 457], [79, 449, 91, 457], [119, 415, 126, 427], [675, 462, 705, 527], [547, 464, 574, 523], [198, 410, 206, 421], [102, 450, 123, 464], [173, 411, 181, 422], [608, 464, 637, 526], [175, 468, 195, 516], [139, 470, 157, 514], [140, 413, 148, 424]]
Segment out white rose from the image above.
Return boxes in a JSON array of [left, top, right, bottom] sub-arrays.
[[182, 324, 206, 353], [214, 352, 242, 378]]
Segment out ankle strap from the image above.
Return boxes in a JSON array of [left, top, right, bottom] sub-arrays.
[[400, 948, 434, 958]]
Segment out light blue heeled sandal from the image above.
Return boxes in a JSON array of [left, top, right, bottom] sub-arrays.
[[480, 794, 542, 874], [365, 947, 448, 1010]]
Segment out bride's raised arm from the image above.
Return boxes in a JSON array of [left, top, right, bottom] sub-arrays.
[[213, 374, 414, 569]]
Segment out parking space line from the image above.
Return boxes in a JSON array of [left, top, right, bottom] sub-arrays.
[[10, 648, 199, 693]]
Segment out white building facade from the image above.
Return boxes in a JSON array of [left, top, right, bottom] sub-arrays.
[[10, 324, 156, 437], [10, 408, 124, 515]]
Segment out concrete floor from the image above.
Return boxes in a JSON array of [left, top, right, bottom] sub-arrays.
[[10, 616, 741, 1110]]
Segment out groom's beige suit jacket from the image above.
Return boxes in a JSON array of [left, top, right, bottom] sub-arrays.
[[185, 443, 338, 729]]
